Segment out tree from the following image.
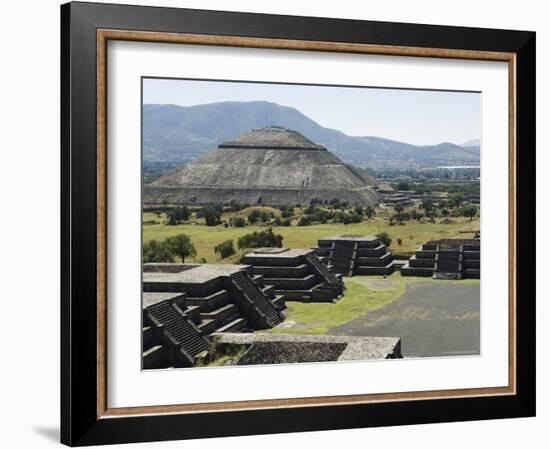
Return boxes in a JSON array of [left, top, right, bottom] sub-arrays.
[[202, 205, 221, 226], [166, 206, 190, 225], [462, 205, 478, 221], [214, 240, 235, 259], [376, 232, 392, 247], [365, 206, 375, 219], [449, 193, 465, 209], [165, 234, 196, 263], [397, 182, 410, 191], [422, 198, 434, 212], [143, 239, 174, 263]]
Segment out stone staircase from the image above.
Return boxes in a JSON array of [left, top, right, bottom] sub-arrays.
[[147, 301, 209, 357], [231, 271, 282, 327], [305, 253, 341, 287], [330, 240, 357, 276], [434, 248, 462, 280]]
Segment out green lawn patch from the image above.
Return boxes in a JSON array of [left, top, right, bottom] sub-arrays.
[[143, 217, 480, 263], [263, 272, 479, 336]]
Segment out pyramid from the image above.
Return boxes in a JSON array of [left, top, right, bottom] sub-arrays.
[[144, 127, 379, 206]]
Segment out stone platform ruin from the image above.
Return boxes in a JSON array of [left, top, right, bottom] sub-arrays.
[[213, 333, 402, 365], [241, 248, 344, 302], [142, 263, 285, 369], [401, 239, 480, 280], [314, 235, 395, 276]]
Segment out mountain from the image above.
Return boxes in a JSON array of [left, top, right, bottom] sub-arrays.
[[143, 101, 480, 170], [460, 138, 480, 147]]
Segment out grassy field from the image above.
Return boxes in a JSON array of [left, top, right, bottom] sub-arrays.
[[262, 272, 480, 336], [143, 212, 479, 262]]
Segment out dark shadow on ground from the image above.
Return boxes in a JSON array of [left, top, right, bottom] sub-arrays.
[[330, 283, 480, 357]]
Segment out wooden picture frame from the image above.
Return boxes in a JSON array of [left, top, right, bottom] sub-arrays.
[[61, 2, 536, 446]]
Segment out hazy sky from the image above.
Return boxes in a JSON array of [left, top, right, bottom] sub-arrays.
[[143, 78, 480, 146]]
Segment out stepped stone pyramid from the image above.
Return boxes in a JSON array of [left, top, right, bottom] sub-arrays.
[[144, 127, 379, 206], [242, 248, 345, 303], [142, 263, 285, 369], [314, 235, 395, 276], [401, 239, 480, 280]]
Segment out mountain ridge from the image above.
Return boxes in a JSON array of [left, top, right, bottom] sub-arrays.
[[143, 101, 480, 170]]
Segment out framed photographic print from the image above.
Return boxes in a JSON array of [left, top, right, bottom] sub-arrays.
[[61, 1, 536, 446]]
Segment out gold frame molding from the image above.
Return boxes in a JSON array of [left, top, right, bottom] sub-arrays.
[[96, 29, 516, 419]]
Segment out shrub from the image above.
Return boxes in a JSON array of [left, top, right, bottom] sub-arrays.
[[248, 209, 261, 224], [214, 240, 235, 259], [282, 218, 292, 226], [228, 200, 249, 212], [202, 205, 221, 226], [298, 216, 312, 226], [259, 211, 272, 223], [376, 232, 392, 247], [237, 228, 283, 249], [281, 208, 294, 219], [233, 217, 246, 227], [397, 238, 403, 245], [343, 213, 362, 225]]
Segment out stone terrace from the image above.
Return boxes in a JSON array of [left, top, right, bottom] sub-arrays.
[[214, 333, 402, 365], [314, 235, 396, 276], [401, 239, 480, 280], [142, 263, 285, 369], [242, 248, 344, 302]]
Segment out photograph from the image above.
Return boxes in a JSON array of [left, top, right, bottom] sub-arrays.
[[141, 78, 482, 369]]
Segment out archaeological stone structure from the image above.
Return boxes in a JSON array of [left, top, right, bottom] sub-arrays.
[[144, 127, 379, 206], [401, 239, 480, 280], [241, 248, 344, 302], [142, 263, 285, 369], [314, 235, 395, 276], [213, 333, 402, 365]]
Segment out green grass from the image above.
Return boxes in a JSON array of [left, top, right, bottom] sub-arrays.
[[142, 215, 479, 262], [262, 272, 480, 336]]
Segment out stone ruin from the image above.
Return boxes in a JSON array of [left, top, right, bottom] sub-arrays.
[[142, 263, 284, 369], [401, 239, 480, 280], [144, 127, 379, 207], [314, 235, 396, 276], [241, 247, 344, 302], [213, 333, 402, 365]]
